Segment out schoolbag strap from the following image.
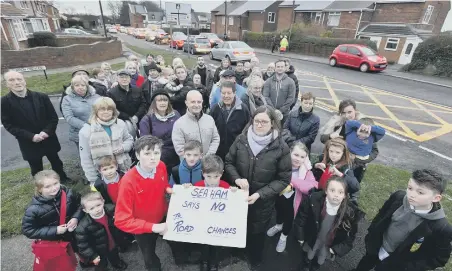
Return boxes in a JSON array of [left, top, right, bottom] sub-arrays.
[[59, 190, 67, 225]]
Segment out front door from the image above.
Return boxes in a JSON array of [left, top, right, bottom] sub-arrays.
[[398, 37, 421, 65]]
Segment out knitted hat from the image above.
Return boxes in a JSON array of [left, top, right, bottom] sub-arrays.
[[71, 66, 89, 77], [147, 61, 162, 73], [150, 89, 170, 103]]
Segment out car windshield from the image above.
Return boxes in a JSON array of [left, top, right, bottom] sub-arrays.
[[196, 38, 210, 44], [230, 42, 250, 49], [360, 47, 377, 56], [205, 34, 219, 39]]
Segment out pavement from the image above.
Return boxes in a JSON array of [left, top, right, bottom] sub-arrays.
[[1, 33, 452, 271]]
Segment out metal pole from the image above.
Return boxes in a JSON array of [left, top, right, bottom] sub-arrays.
[[224, 0, 227, 39], [288, 0, 295, 50], [99, 0, 108, 38]]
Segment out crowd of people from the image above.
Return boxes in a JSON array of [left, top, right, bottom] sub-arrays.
[[1, 52, 451, 271]]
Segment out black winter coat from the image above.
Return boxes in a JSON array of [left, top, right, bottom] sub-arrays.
[[210, 99, 251, 160], [171, 78, 194, 116], [1, 90, 61, 161], [193, 84, 210, 112], [286, 65, 299, 107], [235, 71, 247, 86], [213, 66, 233, 84], [283, 107, 320, 152], [108, 84, 147, 121], [294, 190, 364, 257], [93, 171, 125, 205], [225, 132, 291, 233], [141, 79, 165, 107], [75, 205, 127, 262], [22, 186, 83, 241], [364, 190, 452, 271]]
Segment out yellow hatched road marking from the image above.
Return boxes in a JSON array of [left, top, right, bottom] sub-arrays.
[[323, 77, 340, 108], [411, 100, 449, 125]]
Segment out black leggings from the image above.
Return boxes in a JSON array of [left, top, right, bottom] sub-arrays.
[[246, 231, 266, 264], [275, 193, 295, 235]]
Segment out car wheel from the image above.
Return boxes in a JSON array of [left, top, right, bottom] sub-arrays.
[[210, 52, 214, 60], [360, 63, 369, 73], [329, 58, 337, 67]]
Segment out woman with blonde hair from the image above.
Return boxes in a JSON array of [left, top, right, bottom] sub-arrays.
[[78, 97, 134, 186], [125, 61, 145, 88], [139, 89, 181, 173], [243, 67, 264, 88], [61, 75, 100, 148], [100, 62, 117, 87], [241, 77, 273, 115]]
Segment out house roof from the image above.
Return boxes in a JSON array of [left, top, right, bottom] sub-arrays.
[[359, 24, 417, 36], [324, 0, 375, 11], [376, 0, 425, 3], [215, 1, 248, 15], [229, 1, 277, 16], [129, 4, 147, 14], [294, 0, 334, 11], [279, 1, 304, 7], [0, 3, 27, 18]]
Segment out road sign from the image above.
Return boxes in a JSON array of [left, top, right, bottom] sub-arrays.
[[165, 2, 191, 27]]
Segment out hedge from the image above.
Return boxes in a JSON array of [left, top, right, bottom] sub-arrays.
[[243, 31, 378, 58], [401, 35, 452, 77], [27, 31, 57, 48]]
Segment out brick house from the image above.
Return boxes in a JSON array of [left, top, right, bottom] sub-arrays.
[[46, 4, 61, 33], [211, 1, 284, 40], [211, 1, 247, 39], [294, 1, 333, 28], [128, 3, 147, 28]]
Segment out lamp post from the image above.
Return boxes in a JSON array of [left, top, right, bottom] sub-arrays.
[[99, 0, 108, 38], [224, 0, 227, 40]]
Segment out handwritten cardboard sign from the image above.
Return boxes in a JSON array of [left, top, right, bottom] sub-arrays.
[[163, 185, 248, 248]]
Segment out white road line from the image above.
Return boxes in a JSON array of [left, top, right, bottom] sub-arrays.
[[419, 146, 452, 161], [1, 117, 65, 128], [385, 131, 408, 142]]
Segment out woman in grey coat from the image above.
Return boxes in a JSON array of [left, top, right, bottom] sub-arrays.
[[61, 75, 100, 147]]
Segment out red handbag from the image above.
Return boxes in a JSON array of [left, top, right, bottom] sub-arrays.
[[31, 190, 77, 271]]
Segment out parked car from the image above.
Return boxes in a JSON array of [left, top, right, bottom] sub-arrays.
[[155, 33, 170, 45], [329, 44, 388, 72], [108, 27, 118, 33], [145, 30, 157, 41], [170, 32, 187, 50], [63, 28, 93, 36], [199, 33, 223, 48], [210, 41, 255, 63], [127, 28, 135, 35], [183, 36, 211, 55], [119, 26, 127, 33], [135, 28, 147, 39]]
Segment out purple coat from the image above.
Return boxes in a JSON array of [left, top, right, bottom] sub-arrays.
[[139, 111, 181, 167]]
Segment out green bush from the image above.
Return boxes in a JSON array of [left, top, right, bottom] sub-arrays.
[[401, 35, 452, 77], [27, 31, 57, 47]]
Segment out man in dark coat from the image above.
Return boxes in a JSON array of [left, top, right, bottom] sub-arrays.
[[2, 71, 72, 182], [271, 35, 282, 53], [284, 60, 300, 109], [192, 56, 214, 91]]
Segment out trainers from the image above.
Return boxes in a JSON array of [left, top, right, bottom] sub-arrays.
[[276, 237, 287, 253], [266, 225, 282, 237]]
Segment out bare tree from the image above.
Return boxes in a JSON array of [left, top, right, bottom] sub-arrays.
[[107, 1, 122, 23], [66, 6, 77, 15]]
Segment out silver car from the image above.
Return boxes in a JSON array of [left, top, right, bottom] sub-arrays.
[[183, 36, 212, 55], [209, 41, 255, 63]]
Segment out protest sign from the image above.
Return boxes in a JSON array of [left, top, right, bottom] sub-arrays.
[[163, 185, 248, 248]]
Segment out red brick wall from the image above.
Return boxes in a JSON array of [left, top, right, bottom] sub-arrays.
[[248, 12, 264, 32], [129, 13, 144, 28], [331, 11, 361, 38], [277, 7, 293, 31], [378, 37, 406, 63], [1, 40, 122, 71], [422, 0, 451, 34], [372, 3, 424, 23]]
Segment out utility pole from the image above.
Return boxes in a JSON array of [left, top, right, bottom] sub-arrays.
[[288, 0, 295, 50], [99, 0, 108, 38], [224, 0, 227, 39]]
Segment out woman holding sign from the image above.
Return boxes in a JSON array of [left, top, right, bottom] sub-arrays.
[[225, 105, 292, 269]]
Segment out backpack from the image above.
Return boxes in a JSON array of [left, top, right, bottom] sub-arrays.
[[171, 166, 181, 185]]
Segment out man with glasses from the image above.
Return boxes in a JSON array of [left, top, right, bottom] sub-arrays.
[[234, 61, 247, 86], [172, 90, 220, 158], [209, 70, 246, 109], [263, 59, 296, 125]]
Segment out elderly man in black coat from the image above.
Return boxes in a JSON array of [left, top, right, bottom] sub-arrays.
[[1, 71, 72, 183]]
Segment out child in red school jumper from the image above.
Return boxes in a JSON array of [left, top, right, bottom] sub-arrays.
[[267, 142, 317, 253], [75, 192, 127, 271], [183, 154, 237, 271], [115, 135, 171, 271], [22, 170, 83, 271], [294, 177, 364, 271], [353, 169, 452, 271], [312, 138, 360, 204]]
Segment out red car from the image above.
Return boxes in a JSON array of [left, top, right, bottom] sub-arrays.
[[329, 44, 388, 72], [170, 32, 187, 50]]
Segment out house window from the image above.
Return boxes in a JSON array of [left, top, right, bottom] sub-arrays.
[[315, 12, 322, 24], [422, 5, 434, 24], [11, 19, 27, 41], [229, 17, 233, 25], [385, 38, 399, 51], [405, 43, 414, 55], [268, 12, 275, 23], [23, 19, 34, 34], [327, 12, 341, 27], [19, 1, 28, 9]]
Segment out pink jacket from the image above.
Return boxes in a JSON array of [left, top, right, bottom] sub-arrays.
[[291, 161, 318, 215]]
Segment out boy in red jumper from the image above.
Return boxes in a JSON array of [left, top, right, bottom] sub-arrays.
[[94, 156, 124, 205], [184, 155, 236, 271], [115, 135, 170, 271]]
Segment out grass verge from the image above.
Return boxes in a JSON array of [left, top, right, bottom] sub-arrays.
[[1, 62, 125, 97], [125, 43, 197, 69], [1, 160, 89, 238]]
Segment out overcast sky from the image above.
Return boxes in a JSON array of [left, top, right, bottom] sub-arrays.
[[55, 0, 452, 31]]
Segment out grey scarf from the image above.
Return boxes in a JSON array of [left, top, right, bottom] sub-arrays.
[[247, 92, 267, 115], [247, 126, 279, 156], [154, 111, 176, 122]]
